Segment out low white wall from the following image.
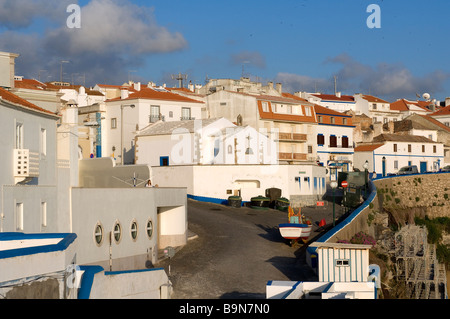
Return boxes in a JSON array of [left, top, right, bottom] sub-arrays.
[[88, 268, 171, 299]]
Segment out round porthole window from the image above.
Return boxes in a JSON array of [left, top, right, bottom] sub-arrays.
[[130, 220, 138, 241], [146, 219, 153, 239], [94, 223, 103, 246], [113, 221, 122, 243]]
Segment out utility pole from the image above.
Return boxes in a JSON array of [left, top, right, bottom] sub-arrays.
[[334, 75, 337, 95]]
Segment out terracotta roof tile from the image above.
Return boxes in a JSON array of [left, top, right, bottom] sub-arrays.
[[354, 144, 384, 152], [0, 87, 58, 117], [430, 104, 450, 116], [362, 95, 389, 104], [312, 93, 355, 102], [106, 87, 204, 104]]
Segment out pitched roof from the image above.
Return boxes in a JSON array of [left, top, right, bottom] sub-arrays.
[[0, 87, 58, 117], [106, 87, 204, 104], [136, 118, 222, 136], [372, 133, 436, 143], [354, 144, 384, 152], [312, 93, 355, 102], [430, 104, 450, 116], [390, 99, 432, 112], [362, 95, 389, 104], [313, 103, 352, 117]]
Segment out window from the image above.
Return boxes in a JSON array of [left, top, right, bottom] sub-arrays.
[[318, 116, 323, 123], [343, 118, 347, 125], [15, 122, 23, 149], [330, 117, 335, 124], [146, 219, 154, 239], [227, 145, 233, 154], [336, 259, 350, 266], [372, 103, 377, 110], [272, 104, 277, 112], [94, 223, 104, 246], [16, 202, 23, 231], [329, 135, 337, 147], [373, 117, 377, 123], [422, 145, 425, 152], [317, 134, 325, 146], [130, 220, 138, 241], [287, 105, 292, 114], [445, 122, 449, 127], [113, 221, 122, 243], [408, 144, 412, 153], [304, 106, 311, 116], [41, 201, 47, 228], [181, 107, 191, 120], [150, 105, 160, 123], [394, 160, 398, 169], [393, 144, 397, 152], [433, 145, 437, 153], [160, 156, 169, 166], [40, 128, 47, 156], [383, 118, 388, 124], [308, 145, 313, 154], [111, 118, 117, 129], [169, 111, 173, 118], [261, 102, 269, 112], [342, 136, 349, 148]]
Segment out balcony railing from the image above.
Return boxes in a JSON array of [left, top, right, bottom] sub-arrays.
[[149, 115, 165, 123], [277, 132, 307, 142], [14, 149, 39, 182], [278, 152, 307, 161], [181, 116, 195, 121]]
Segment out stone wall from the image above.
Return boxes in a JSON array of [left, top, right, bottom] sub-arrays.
[[374, 172, 450, 223]]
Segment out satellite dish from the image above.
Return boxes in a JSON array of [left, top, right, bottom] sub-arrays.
[[422, 93, 430, 101]]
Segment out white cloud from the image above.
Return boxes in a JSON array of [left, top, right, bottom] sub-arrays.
[[230, 51, 266, 69], [276, 54, 450, 100]]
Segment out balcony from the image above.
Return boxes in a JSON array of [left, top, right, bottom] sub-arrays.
[[278, 152, 308, 161], [149, 115, 165, 123], [14, 149, 39, 183], [277, 132, 307, 142]]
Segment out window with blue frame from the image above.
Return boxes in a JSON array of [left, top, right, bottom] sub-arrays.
[[160, 156, 169, 166]]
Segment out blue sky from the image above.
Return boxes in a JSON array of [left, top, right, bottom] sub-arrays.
[[1, 0, 449, 101]]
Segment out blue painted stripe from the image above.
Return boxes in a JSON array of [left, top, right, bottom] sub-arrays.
[[187, 194, 230, 205], [0, 233, 77, 260], [78, 265, 104, 299]]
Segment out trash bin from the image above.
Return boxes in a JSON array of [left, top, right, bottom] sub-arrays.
[[228, 196, 242, 208]]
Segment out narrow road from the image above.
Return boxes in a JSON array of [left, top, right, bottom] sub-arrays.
[[158, 199, 326, 299]]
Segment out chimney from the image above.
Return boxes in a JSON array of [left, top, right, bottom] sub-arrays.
[[445, 97, 450, 107], [276, 83, 282, 94], [267, 81, 273, 89], [133, 82, 141, 91], [336, 92, 342, 98], [120, 88, 129, 99], [0, 51, 19, 89], [188, 81, 194, 92]]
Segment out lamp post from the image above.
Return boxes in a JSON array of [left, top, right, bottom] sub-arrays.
[[330, 180, 338, 227], [363, 160, 369, 198], [120, 104, 135, 165]]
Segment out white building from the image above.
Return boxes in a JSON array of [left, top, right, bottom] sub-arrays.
[[354, 94, 402, 123], [314, 104, 355, 180], [430, 104, 450, 128], [354, 134, 445, 177], [267, 242, 377, 299], [135, 118, 277, 166], [104, 84, 205, 164], [299, 92, 357, 113]]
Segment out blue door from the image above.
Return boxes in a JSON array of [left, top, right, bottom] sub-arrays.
[[420, 161, 427, 173]]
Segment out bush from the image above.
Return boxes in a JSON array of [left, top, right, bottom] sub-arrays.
[[395, 198, 401, 204], [351, 232, 376, 247]]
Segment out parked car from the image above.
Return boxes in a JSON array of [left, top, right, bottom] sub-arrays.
[[397, 165, 419, 175], [441, 165, 450, 172]]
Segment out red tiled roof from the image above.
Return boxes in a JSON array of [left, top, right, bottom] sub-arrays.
[[106, 87, 204, 104], [390, 99, 431, 112], [312, 93, 355, 102], [419, 114, 450, 133], [313, 103, 351, 117], [0, 87, 58, 117], [354, 144, 384, 152], [362, 95, 389, 104], [14, 78, 50, 90], [430, 104, 450, 116]]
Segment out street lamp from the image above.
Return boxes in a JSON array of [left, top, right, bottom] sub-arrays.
[[120, 104, 135, 165], [363, 160, 369, 198], [330, 180, 338, 227]]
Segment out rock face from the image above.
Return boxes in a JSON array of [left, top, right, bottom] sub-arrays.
[[374, 173, 450, 225]]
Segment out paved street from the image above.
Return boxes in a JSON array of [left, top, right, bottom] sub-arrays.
[[157, 198, 345, 299]]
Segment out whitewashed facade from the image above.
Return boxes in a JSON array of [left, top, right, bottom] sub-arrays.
[[354, 134, 445, 177]]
